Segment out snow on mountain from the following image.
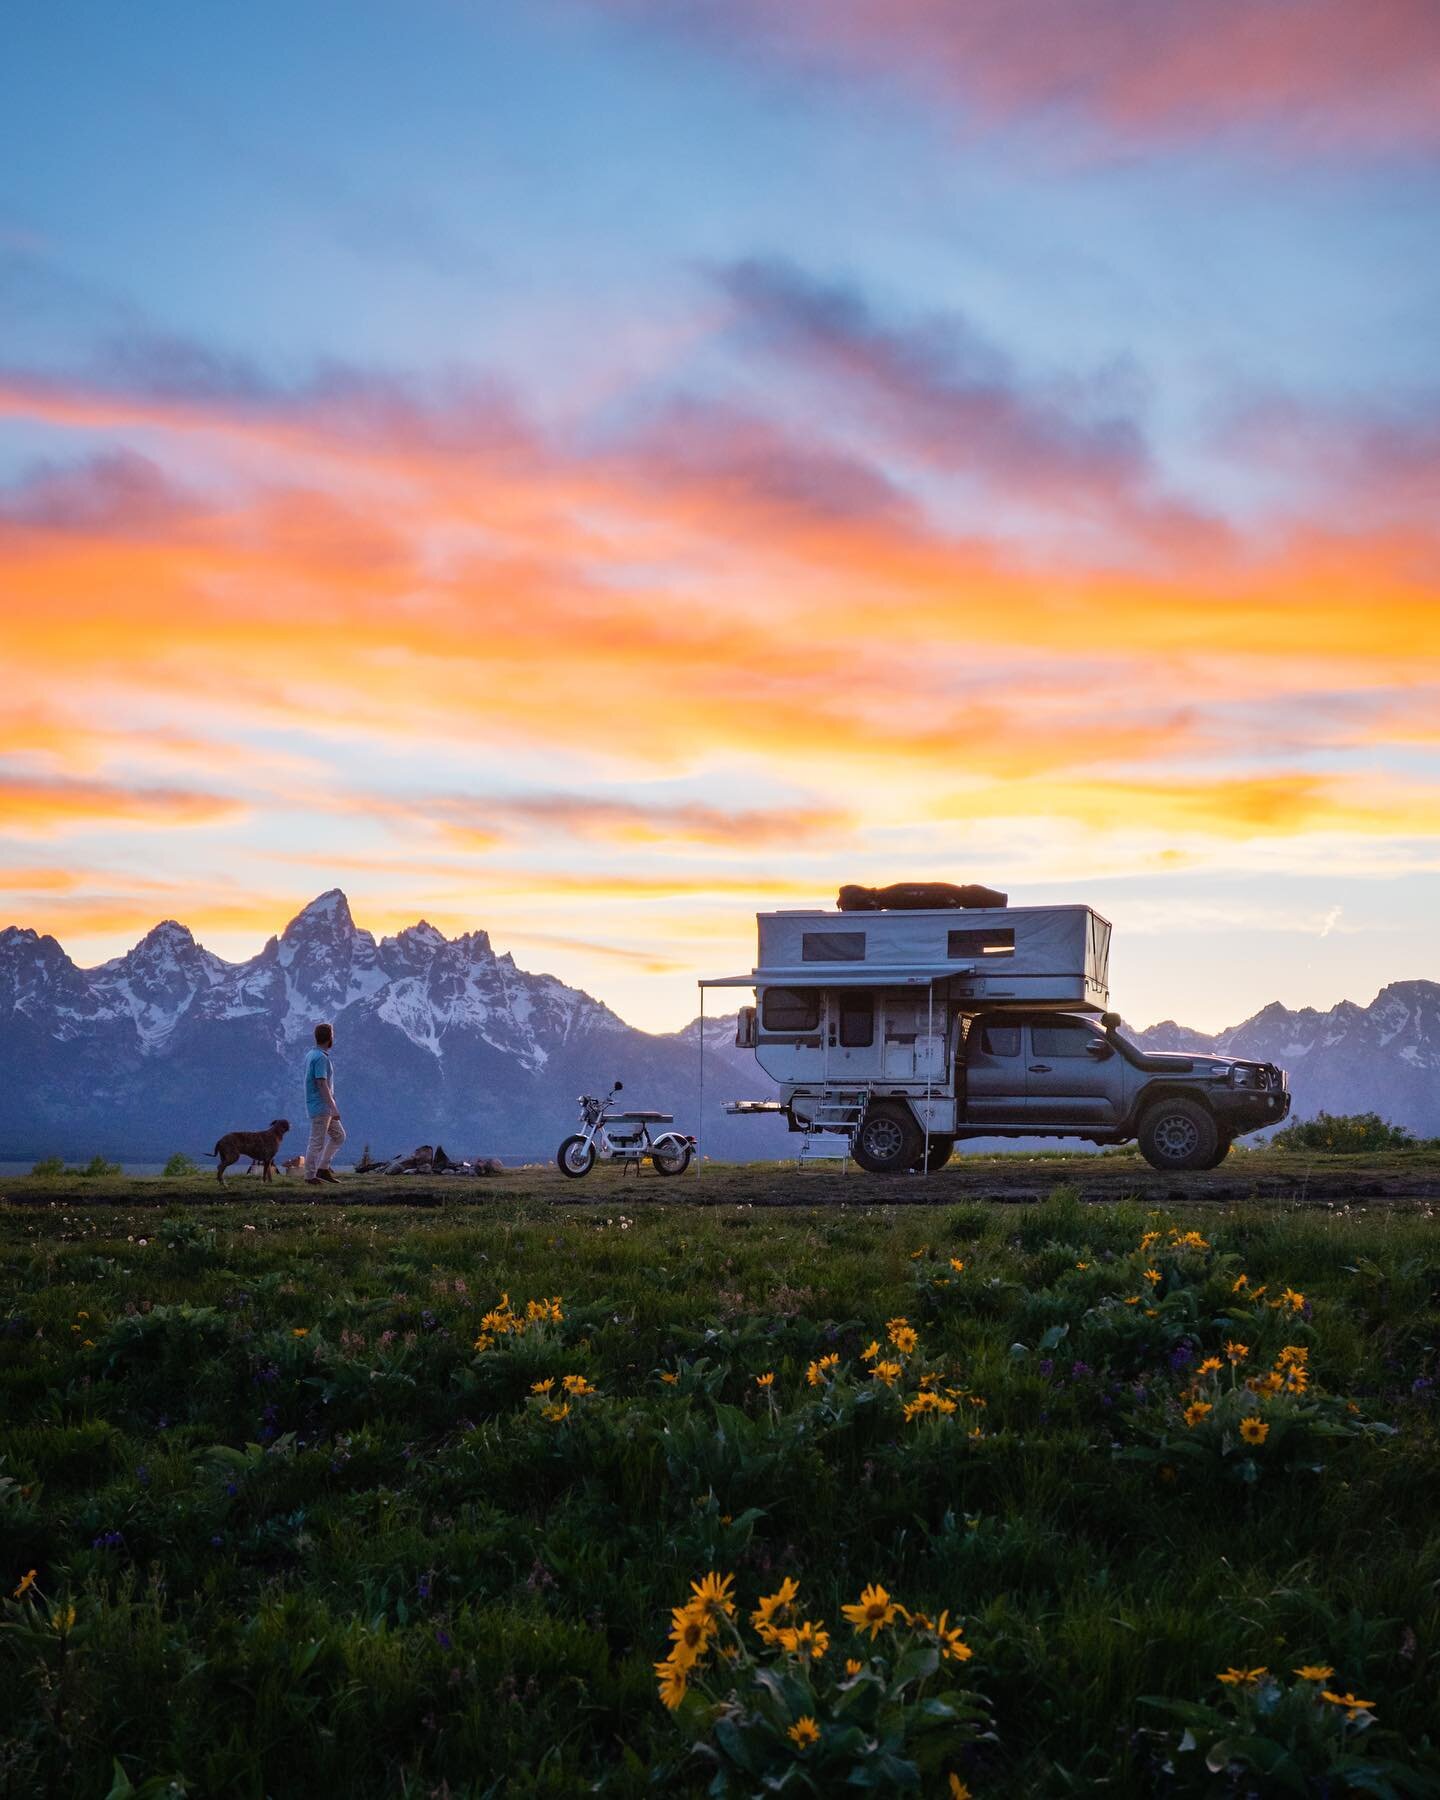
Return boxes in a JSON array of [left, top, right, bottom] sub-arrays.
[[0, 893, 787, 1161]]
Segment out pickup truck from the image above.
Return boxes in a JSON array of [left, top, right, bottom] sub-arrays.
[[843, 1010, 1290, 1173]]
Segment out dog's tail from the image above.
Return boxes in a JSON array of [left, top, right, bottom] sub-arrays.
[[208, 1144, 221, 1158]]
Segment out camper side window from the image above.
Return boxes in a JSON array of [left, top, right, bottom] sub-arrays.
[[762, 988, 821, 1032], [838, 995, 874, 1047]]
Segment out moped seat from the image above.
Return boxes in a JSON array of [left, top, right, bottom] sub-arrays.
[[609, 1110, 673, 1124]]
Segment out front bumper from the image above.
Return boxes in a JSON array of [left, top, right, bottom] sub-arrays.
[[1212, 1066, 1290, 1135]]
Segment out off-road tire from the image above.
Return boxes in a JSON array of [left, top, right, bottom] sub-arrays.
[[1197, 1135, 1232, 1170], [1137, 1098, 1219, 1171], [556, 1136, 595, 1178], [651, 1141, 692, 1176], [852, 1102, 924, 1175], [912, 1135, 955, 1173]]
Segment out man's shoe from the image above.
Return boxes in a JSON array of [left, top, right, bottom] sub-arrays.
[[317, 1167, 341, 1184], [305, 1176, 321, 1186]]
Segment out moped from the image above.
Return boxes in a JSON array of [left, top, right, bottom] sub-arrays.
[[555, 1081, 695, 1178]]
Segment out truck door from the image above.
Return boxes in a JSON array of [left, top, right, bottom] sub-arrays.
[[962, 1018, 1028, 1123], [1024, 1019, 1121, 1124]]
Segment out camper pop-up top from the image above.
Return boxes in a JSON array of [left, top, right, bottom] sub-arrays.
[[703, 889, 1289, 1174]]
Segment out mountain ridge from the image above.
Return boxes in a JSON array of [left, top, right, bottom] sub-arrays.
[[2, 894, 1437, 1157]]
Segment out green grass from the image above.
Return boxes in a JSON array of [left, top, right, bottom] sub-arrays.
[[2, 1176, 1438, 1796]]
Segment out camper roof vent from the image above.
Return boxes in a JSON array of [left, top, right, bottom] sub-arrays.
[[837, 882, 1008, 913]]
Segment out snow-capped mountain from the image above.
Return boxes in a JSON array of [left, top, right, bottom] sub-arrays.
[[1130, 981, 1440, 1137], [2, 890, 1435, 1160], [0, 892, 783, 1162]]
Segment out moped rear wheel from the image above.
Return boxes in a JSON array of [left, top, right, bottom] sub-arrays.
[[557, 1135, 596, 1178], [652, 1142, 692, 1176]]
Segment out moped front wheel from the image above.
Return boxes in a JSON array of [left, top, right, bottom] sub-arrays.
[[556, 1135, 596, 1178]]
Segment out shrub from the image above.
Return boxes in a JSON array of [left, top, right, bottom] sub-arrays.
[[1272, 1112, 1415, 1153], [79, 1155, 123, 1178], [29, 1156, 64, 1177], [161, 1153, 199, 1178]]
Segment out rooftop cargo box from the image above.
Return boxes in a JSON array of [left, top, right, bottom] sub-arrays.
[[752, 904, 1111, 1012]]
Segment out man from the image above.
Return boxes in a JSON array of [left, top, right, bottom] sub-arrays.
[[304, 1021, 345, 1185]]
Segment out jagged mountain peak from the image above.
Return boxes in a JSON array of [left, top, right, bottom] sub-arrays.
[[283, 889, 357, 938]]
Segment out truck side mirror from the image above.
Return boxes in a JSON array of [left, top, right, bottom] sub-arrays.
[[736, 1006, 757, 1049]]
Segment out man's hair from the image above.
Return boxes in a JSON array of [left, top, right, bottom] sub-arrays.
[[314, 1022, 334, 1047]]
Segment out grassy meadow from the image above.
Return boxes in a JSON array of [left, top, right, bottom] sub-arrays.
[[3, 1167, 1439, 1796]]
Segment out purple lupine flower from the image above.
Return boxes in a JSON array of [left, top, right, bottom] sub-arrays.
[[435, 1628, 451, 1649], [418, 1573, 432, 1600], [1038, 1358, 1054, 1378], [211, 1535, 224, 1547], [1070, 1360, 1092, 1379]]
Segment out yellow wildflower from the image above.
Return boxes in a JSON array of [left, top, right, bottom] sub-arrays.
[[756, 1371, 775, 1389], [1172, 1230, 1210, 1250], [932, 1610, 972, 1662], [472, 1333, 494, 1353], [542, 1402, 570, 1422], [860, 1339, 880, 1362], [1276, 1344, 1309, 1366], [51, 1603, 76, 1635], [845, 1658, 863, 1676], [13, 1570, 36, 1599], [1217, 1666, 1267, 1686], [909, 1246, 928, 1260], [750, 1576, 799, 1641], [561, 1374, 596, 1395], [870, 1360, 903, 1388], [1123, 1296, 1140, 1306], [1283, 1365, 1309, 1394], [1143, 1268, 1161, 1282], [1273, 1287, 1306, 1314], [654, 1658, 687, 1709], [787, 1716, 821, 1750], [292, 1328, 309, 1339], [949, 1257, 966, 1272], [1197, 1357, 1222, 1375], [889, 1323, 919, 1355], [1184, 1401, 1212, 1428], [530, 1377, 555, 1396], [688, 1570, 736, 1622], [1232, 1274, 1249, 1292], [1140, 1230, 1161, 1250], [842, 1582, 897, 1639], [1075, 1260, 1090, 1270], [525, 1296, 564, 1324], [806, 1352, 840, 1387], [667, 1604, 713, 1669], [777, 1619, 829, 1660], [1239, 1416, 1269, 1445], [949, 1778, 973, 1800], [1295, 1664, 1335, 1681], [1225, 1340, 1248, 1363], [660, 1372, 679, 1385], [1321, 1690, 1375, 1720]]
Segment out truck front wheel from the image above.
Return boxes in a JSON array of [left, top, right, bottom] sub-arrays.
[[1137, 1098, 1219, 1171], [852, 1103, 924, 1174]]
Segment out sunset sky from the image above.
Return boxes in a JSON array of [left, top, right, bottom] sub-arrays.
[[2, 0, 1438, 1033]]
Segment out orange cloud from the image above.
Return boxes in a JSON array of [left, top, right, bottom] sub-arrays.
[[0, 773, 246, 834]]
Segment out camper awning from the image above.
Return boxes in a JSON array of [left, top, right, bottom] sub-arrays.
[[699, 966, 970, 990]]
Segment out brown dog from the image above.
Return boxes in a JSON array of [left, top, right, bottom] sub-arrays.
[[210, 1119, 290, 1183]]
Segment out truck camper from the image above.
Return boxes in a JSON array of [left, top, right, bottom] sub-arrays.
[[704, 885, 1289, 1173]]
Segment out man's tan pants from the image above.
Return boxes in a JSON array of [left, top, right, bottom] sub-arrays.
[[307, 1114, 345, 1172]]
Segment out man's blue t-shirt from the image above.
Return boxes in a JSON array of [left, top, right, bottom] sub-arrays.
[[304, 1048, 334, 1118]]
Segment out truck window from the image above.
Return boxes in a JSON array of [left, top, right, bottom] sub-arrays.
[[802, 931, 866, 962], [979, 1023, 1021, 1057], [838, 995, 874, 1047], [762, 988, 821, 1032], [1031, 1023, 1097, 1058]]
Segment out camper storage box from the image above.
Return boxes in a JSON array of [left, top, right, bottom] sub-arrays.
[[755, 905, 1111, 1011]]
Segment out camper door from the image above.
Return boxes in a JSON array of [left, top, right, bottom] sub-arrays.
[[756, 986, 829, 1085]]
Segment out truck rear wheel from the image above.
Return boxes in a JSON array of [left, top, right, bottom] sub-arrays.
[[852, 1103, 924, 1175], [912, 1135, 955, 1173], [1138, 1098, 1219, 1172]]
